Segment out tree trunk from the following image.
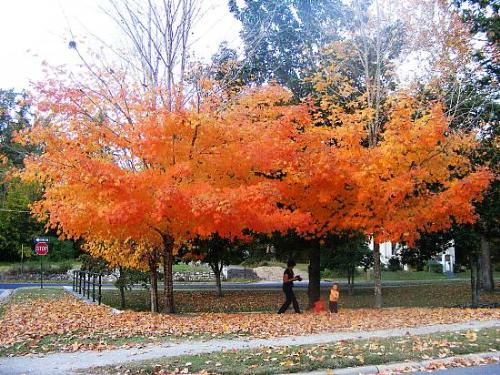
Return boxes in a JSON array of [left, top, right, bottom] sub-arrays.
[[148, 256, 159, 313], [308, 242, 321, 308], [373, 242, 383, 308], [347, 268, 352, 295], [211, 262, 223, 297], [349, 265, 355, 295], [162, 236, 175, 313], [470, 255, 481, 307], [215, 262, 223, 297], [480, 235, 494, 291], [118, 266, 126, 309], [119, 285, 126, 309]]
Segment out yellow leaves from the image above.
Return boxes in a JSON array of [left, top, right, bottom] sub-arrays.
[[464, 330, 478, 343], [0, 153, 7, 167]]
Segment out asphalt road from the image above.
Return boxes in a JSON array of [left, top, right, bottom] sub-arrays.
[[0, 278, 468, 291]]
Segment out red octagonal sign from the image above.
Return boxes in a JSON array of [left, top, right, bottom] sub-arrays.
[[35, 242, 48, 256]]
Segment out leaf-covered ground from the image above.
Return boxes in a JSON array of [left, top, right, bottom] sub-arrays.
[[102, 282, 500, 313], [0, 288, 499, 356], [88, 328, 500, 374]]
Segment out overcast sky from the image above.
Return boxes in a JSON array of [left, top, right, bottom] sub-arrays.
[[0, 0, 241, 91]]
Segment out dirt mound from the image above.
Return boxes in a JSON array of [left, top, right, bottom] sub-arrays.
[[253, 266, 309, 281]]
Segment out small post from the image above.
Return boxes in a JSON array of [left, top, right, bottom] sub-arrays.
[[87, 273, 91, 298], [98, 274, 102, 305], [21, 244, 24, 276], [79, 271, 82, 294], [83, 271, 86, 294], [40, 255, 43, 289], [92, 274, 96, 302]]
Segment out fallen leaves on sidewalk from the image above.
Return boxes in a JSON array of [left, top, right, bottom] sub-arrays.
[[0, 294, 498, 355]]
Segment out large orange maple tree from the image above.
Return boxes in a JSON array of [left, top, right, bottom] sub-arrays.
[[20, 71, 310, 313], [282, 91, 492, 306]]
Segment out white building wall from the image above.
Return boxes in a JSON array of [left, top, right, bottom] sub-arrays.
[[441, 245, 455, 273], [368, 239, 394, 265]]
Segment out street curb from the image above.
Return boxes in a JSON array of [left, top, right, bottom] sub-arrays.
[[288, 351, 500, 375]]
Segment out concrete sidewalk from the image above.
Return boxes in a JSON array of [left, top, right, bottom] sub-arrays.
[[0, 289, 12, 302], [0, 319, 498, 375]]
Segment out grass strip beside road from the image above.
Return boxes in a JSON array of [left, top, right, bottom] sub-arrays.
[[8, 287, 66, 303], [88, 328, 500, 375]]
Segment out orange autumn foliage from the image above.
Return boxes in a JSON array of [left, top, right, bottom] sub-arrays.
[[284, 95, 492, 244], [18, 65, 491, 276], [19, 75, 311, 271]]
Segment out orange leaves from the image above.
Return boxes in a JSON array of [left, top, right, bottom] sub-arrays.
[[1, 294, 498, 355], [20, 77, 315, 268], [19, 63, 493, 266], [284, 94, 493, 243]]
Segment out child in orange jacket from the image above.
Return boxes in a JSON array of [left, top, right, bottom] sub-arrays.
[[329, 283, 339, 313]]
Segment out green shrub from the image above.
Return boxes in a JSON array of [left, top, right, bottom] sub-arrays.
[[50, 260, 73, 274], [454, 264, 466, 273], [5, 264, 38, 275], [427, 263, 443, 274], [48, 239, 75, 262], [79, 254, 110, 273], [322, 267, 360, 278], [388, 256, 402, 272], [321, 268, 336, 279]]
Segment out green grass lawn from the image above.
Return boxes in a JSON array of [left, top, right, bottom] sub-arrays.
[[101, 282, 500, 313], [0, 259, 80, 274], [325, 270, 500, 281], [7, 287, 66, 303], [172, 263, 213, 273], [87, 328, 500, 375]]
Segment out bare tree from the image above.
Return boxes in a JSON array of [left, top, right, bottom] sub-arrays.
[[102, 0, 201, 111]]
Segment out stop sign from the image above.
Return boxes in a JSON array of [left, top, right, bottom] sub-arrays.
[[35, 242, 48, 256]]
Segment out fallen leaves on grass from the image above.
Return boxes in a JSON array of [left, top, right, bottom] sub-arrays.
[[0, 295, 498, 355], [102, 284, 500, 313], [95, 329, 500, 375]]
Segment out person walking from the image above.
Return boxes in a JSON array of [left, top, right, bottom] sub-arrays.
[[278, 260, 302, 314]]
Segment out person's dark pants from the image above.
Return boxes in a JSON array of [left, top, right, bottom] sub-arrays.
[[329, 301, 338, 313], [278, 286, 300, 313]]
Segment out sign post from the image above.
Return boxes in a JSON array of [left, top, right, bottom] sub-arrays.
[[34, 238, 49, 289]]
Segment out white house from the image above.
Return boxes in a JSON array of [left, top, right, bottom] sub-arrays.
[[368, 238, 455, 273]]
